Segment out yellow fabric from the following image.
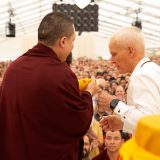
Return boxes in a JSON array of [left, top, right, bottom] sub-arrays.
[[78, 78, 91, 91], [120, 115, 160, 160], [134, 115, 160, 156], [91, 120, 104, 145], [89, 120, 104, 159], [120, 138, 160, 160], [89, 147, 100, 160]]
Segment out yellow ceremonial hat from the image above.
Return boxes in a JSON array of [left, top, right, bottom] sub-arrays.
[[119, 115, 160, 160]]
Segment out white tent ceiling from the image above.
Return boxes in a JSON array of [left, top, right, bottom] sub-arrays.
[[0, 0, 160, 55]]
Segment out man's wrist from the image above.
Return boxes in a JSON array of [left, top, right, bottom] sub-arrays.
[[110, 99, 120, 111], [85, 88, 93, 95]]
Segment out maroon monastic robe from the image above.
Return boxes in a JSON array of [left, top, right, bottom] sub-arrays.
[[92, 149, 110, 160], [0, 43, 93, 160]]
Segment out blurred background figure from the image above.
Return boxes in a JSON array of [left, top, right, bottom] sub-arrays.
[[82, 135, 91, 160], [93, 130, 128, 160], [82, 133, 103, 160], [115, 85, 126, 103]]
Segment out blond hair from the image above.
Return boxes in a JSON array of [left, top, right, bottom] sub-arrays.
[[110, 26, 145, 56]]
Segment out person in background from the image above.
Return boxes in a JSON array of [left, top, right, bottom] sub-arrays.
[[115, 85, 126, 103], [93, 130, 126, 160], [82, 135, 92, 160], [98, 26, 160, 133], [109, 80, 118, 95], [82, 134, 103, 160], [0, 12, 98, 160], [118, 76, 126, 89]]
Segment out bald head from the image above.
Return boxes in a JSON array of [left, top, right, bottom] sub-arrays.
[[109, 27, 145, 73], [109, 26, 145, 57]]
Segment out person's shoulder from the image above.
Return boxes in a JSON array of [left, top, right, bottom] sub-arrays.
[[134, 60, 160, 77], [141, 61, 160, 76], [55, 63, 78, 82]]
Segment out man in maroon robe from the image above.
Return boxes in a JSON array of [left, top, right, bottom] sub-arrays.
[[0, 12, 98, 160], [92, 130, 125, 160]]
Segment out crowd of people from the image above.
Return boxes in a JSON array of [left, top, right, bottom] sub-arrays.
[[1, 55, 160, 83], [0, 60, 11, 85], [1, 55, 160, 89], [0, 55, 160, 159]]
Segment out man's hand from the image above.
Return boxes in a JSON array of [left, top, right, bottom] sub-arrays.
[[97, 90, 116, 113], [99, 115, 124, 131], [85, 77, 100, 96], [96, 78, 107, 90]]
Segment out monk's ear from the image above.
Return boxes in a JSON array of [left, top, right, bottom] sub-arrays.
[[59, 36, 67, 48]]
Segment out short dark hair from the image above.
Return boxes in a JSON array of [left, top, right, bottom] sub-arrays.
[[38, 12, 74, 45], [119, 130, 130, 141], [105, 130, 130, 141], [96, 72, 103, 76]]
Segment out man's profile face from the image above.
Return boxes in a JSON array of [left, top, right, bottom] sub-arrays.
[[109, 40, 131, 74], [105, 131, 124, 152]]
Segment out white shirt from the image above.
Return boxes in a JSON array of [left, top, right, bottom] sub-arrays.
[[114, 57, 160, 133]]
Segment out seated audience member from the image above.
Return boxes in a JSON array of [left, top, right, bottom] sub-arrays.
[[92, 130, 125, 160], [109, 80, 118, 95], [82, 135, 91, 160], [102, 71, 108, 80], [96, 72, 103, 79], [119, 115, 160, 160], [118, 76, 126, 89], [82, 133, 103, 160], [115, 85, 126, 103], [97, 78, 108, 91]]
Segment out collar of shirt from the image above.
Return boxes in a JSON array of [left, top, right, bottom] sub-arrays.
[[129, 57, 150, 82]]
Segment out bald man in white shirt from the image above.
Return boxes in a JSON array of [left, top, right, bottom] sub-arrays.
[[98, 26, 160, 133]]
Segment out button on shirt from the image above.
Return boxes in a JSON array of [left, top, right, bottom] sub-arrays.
[[114, 57, 160, 133]]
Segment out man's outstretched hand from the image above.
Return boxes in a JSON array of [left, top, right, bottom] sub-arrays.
[[99, 115, 124, 131]]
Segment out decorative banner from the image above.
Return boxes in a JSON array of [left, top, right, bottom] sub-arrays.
[[52, 3, 98, 33]]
